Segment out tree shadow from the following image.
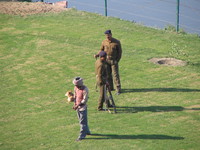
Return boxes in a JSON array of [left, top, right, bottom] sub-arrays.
[[87, 134, 184, 140], [115, 106, 200, 113], [121, 88, 200, 93]]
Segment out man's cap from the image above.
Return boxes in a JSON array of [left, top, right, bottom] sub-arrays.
[[73, 77, 83, 86], [99, 51, 107, 57], [104, 30, 112, 34]]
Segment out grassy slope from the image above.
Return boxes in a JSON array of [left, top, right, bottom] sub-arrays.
[[0, 9, 200, 150]]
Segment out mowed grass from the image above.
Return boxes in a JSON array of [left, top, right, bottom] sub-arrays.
[[0, 9, 200, 150]]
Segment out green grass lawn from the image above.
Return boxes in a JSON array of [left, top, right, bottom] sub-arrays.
[[0, 9, 200, 150]]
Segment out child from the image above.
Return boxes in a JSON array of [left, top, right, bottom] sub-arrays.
[[72, 77, 91, 141]]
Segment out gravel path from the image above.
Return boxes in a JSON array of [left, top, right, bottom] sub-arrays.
[[0, 1, 68, 16]]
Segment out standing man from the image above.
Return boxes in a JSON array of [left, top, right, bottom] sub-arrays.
[[95, 51, 111, 111], [94, 30, 122, 95], [72, 77, 91, 141]]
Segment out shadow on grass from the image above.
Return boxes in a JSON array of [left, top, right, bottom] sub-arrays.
[[121, 88, 200, 93], [115, 106, 200, 113], [87, 134, 184, 140]]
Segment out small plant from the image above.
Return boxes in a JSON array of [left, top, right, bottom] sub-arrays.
[[165, 25, 176, 32], [168, 41, 191, 64], [165, 24, 186, 34]]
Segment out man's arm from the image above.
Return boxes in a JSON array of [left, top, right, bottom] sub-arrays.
[[117, 41, 122, 62], [72, 87, 77, 109], [81, 87, 89, 104], [96, 65, 103, 85]]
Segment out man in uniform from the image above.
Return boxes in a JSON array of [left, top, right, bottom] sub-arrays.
[[95, 51, 110, 111], [94, 30, 122, 95]]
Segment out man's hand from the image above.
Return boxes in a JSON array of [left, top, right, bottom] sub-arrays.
[[94, 54, 98, 59], [73, 105, 78, 110], [72, 103, 85, 110], [94, 51, 101, 59], [79, 103, 85, 107], [106, 81, 109, 87]]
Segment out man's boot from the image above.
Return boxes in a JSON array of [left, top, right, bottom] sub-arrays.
[[116, 86, 121, 95]]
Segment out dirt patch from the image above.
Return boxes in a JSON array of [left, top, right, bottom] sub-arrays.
[[185, 105, 200, 109], [0, 1, 69, 16], [149, 58, 187, 66], [185, 105, 200, 112]]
